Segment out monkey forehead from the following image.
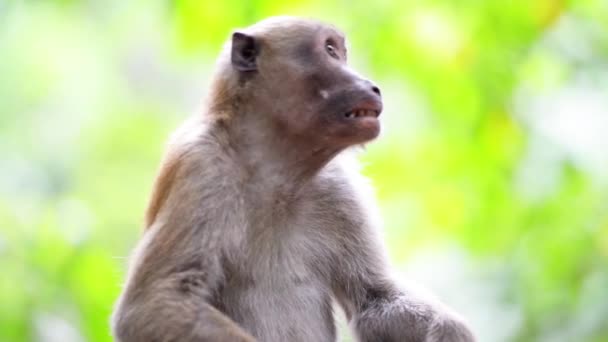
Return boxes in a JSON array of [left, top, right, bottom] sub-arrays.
[[243, 16, 345, 42]]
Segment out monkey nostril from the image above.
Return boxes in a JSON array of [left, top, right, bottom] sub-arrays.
[[371, 85, 381, 96]]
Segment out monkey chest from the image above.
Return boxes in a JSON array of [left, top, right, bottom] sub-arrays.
[[220, 265, 336, 341], [218, 223, 337, 341]]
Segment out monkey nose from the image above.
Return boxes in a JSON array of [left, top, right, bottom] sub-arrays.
[[371, 84, 381, 97], [362, 80, 381, 98]]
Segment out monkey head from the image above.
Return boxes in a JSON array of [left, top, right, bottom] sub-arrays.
[[212, 17, 383, 149]]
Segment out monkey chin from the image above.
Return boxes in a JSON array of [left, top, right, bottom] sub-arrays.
[[353, 118, 380, 144], [333, 117, 380, 147]]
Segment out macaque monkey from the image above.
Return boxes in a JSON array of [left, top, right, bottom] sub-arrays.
[[111, 16, 475, 342]]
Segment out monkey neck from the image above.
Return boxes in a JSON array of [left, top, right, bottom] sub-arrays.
[[220, 111, 341, 193]]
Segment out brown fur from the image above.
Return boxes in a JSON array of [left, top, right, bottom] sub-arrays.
[[144, 148, 184, 229], [112, 16, 475, 342]]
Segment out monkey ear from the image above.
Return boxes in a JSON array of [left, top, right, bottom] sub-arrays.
[[231, 32, 259, 72]]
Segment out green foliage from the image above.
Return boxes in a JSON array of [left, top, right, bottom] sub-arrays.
[[1, 0, 607, 341]]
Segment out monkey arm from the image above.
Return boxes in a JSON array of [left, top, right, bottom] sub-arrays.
[[316, 161, 474, 341], [329, 206, 474, 342], [111, 222, 255, 342], [332, 239, 475, 342], [112, 143, 256, 342]]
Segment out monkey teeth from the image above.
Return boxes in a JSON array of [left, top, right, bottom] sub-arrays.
[[345, 110, 379, 118]]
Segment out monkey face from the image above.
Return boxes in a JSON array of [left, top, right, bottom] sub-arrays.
[[231, 17, 383, 148]]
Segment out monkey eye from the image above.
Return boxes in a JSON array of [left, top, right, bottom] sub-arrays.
[[325, 40, 339, 59]]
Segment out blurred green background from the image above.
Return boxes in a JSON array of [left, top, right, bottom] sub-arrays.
[[1, 0, 608, 341]]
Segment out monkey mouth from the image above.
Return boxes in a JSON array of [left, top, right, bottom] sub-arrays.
[[344, 109, 380, 119], [335, 100, 382, 142], [343, 99, 383, 120]]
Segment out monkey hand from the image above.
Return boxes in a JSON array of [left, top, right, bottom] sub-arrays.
[[352, 296, 475, 342], [424, 312, 476, 342]]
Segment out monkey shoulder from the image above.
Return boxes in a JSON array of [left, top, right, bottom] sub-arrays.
[[312, 152, 380, 225], [306, 152, 383, 248], [148, 120, 247, 239]]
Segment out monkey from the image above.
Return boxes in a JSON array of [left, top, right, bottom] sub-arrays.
[[111, 16, 475, 342]]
